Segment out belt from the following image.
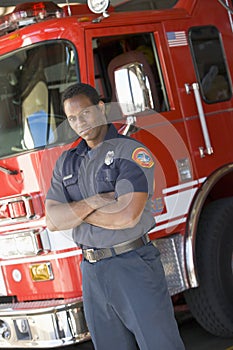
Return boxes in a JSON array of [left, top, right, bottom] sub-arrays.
[[82, 233, 150, 263]]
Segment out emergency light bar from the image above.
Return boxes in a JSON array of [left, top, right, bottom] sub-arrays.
[[0, 1, 64, 35]]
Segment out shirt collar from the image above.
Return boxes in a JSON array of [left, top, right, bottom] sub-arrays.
[[75, 124, 119, 155]]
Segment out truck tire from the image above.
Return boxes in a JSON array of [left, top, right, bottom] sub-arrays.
[[184, 197, 233, 337]]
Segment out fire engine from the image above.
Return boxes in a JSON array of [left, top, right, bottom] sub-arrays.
[[0, 0, 233, 347]]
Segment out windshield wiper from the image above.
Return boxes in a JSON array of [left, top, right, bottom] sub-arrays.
[[0, 165, 19, 175]]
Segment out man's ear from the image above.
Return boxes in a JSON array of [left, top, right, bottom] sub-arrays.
[[98, 100, 105, 114]]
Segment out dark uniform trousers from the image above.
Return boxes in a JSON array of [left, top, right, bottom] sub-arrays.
[[81, 243, 185, 350]]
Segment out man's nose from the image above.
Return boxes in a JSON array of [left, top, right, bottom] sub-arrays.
[[75, 114, 86, 125]]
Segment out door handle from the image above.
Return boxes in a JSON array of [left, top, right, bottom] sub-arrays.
[[185, 82, 214, 158]]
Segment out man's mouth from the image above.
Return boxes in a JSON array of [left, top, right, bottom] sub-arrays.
[[79, 127, 92, 135]]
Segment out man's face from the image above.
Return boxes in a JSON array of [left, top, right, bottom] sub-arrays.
[[64, 94, 106, 145]]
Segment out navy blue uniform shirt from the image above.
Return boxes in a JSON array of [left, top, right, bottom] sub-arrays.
[[46, 124, 155, 248]]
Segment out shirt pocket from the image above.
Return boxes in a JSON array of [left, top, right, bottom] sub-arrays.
[[96, 168, 118, 193], [62, 173, 83, 201]]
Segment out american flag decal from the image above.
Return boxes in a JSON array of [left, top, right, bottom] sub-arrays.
[[166, 31, 188, 47]]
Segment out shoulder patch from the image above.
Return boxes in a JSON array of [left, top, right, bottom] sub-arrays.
[[132, 147, 154, 168]]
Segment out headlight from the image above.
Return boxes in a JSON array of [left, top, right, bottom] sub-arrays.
[[0, 230, 46, 258]]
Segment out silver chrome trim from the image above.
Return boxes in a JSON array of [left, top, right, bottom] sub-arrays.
[[152, 234, 189, 296], [0, 229, 49, 259], [185, 164, 233, 288], [0, 298, 90, 348], [0, 194, 41, 226]]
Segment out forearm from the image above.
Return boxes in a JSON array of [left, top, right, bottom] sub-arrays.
[[45, 192, 115, 231], [85, 208, 139, 230], [85, 192, 147, 230]]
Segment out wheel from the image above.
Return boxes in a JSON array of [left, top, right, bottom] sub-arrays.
[[184, 197, 233, 337]]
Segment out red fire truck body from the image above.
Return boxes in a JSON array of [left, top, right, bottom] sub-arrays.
[[0, 0, 233, 347]]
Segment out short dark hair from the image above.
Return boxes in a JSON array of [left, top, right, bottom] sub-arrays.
[[62, 83, 100, 106]]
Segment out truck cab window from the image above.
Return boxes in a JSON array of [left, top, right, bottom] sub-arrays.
[[0, 41, 78, 158], [115, 0, 178, 11], [93, 33, 169, 121], [189, 25, 232, 103]]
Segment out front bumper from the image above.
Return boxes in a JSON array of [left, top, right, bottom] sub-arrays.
[[0, 298, 90, 348]]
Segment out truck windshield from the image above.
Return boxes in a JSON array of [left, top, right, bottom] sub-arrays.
[[0, 40, 78, 158]]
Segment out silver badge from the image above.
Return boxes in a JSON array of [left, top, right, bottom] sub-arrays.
[[104, 150, 114, 165]]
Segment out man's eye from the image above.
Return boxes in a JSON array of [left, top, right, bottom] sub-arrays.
[[68, 116, 76, 122], [82, 109, 90, 116]]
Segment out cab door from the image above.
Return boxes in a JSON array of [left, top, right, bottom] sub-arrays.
[[84, 22, 192, 190], [163, 24, 233, 181], [83, 22, 202, 237], [85, 22, 233, 182], [182, 25, 233, 178]]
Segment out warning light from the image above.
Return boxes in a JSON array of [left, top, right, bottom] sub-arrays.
[[0, 1, 64, 36]]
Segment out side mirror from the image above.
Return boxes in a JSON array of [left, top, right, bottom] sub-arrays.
[[114, 61, 154, 116]]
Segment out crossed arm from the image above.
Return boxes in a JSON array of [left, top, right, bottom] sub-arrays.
[[45, 191, 148, 231]]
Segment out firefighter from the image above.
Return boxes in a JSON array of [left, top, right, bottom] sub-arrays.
[[45, 83, 185, 350]]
